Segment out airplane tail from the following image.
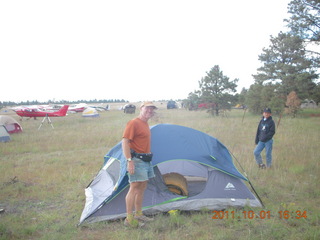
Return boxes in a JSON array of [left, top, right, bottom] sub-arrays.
[[56, 105, 69, 116]]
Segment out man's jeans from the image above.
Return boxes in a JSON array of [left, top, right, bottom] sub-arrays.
[[254, 139, 273, 167]]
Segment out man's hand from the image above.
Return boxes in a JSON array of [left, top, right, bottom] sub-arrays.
[[127, 161, 135, 175]]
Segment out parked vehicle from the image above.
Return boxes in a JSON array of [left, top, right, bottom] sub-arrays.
[[167, 100, 177, 109], [123, 104, 136, 114]]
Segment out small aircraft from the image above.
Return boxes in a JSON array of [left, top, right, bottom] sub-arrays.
[[13, 105, 69, 119], [68, 103, 87, 113]]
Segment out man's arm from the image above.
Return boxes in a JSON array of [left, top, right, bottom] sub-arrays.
[[122, 138, 131, 159], [122, 138, 135, 175]]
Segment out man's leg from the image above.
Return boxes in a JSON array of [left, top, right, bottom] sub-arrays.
[[134, 181, 147, 213], [126, 182, 145, 213], [134, 181, 154, 222], [125, 182, 143, 224], [254, 141, 265, 165], [265, 139, 273, 168]]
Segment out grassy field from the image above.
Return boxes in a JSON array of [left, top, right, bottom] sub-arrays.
[[0, 104, 319, 240]]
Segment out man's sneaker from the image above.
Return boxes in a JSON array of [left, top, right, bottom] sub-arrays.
[[134, 215, 154, 222], [259, 163, 266, 169], [124, 218, 145, 228]]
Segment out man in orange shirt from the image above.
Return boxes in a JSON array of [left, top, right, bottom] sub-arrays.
[[122, 101, 157, 227]]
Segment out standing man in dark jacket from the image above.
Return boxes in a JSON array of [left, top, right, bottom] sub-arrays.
[[254, 108, 276, 169]]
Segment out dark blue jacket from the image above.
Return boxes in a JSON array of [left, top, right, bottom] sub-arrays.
[[255, 116, 275, 144]]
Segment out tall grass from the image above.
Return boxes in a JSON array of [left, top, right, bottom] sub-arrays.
[[0, 106, 319, 240]]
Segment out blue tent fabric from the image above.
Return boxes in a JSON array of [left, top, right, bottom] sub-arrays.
[[79, 124, 261, 225], [104, 124, 246, 180], [150, 124, 246, 180]]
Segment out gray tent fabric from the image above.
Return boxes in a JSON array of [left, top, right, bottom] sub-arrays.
[[81, 165, 261, 224], [0, 125, 11, 142]]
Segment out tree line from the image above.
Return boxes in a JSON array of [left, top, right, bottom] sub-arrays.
[[0, 99, 128, 108], [185, 0, 320, 116]]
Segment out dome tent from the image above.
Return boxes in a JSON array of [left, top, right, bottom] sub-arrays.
[[82, 107, 99, 117], [0, 115, 23, 134], [79, 124, 262, 225]]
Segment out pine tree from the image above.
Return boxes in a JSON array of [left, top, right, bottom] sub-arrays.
[[285, 0, 320, 43], [198, 65, 238, 116], [253, 32, 318, 100]]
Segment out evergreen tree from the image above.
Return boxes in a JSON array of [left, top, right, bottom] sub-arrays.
[[198, 65, 238, 116], [310, 82, 320, 104], [245, 84, 264, 114], [285, 0, 320, 43], [185, 91, 201, 110], [238, 88, 248, 106], [245, 83, 285, 115], [253, 32, 318, 100]]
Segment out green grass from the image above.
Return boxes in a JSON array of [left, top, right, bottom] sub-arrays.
[[0, 106, 319, 239]]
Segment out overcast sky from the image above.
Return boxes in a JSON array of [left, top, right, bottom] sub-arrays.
[[0, 0, 291, 103]]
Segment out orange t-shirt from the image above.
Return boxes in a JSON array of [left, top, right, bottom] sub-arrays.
[[122, 118, 151, 153]]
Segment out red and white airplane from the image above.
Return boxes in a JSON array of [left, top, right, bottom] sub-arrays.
[[68, 103, 87, 113], [13, 105, 69, 119]]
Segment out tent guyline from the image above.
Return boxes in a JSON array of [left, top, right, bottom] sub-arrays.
[[229, 150, 265, 208]]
